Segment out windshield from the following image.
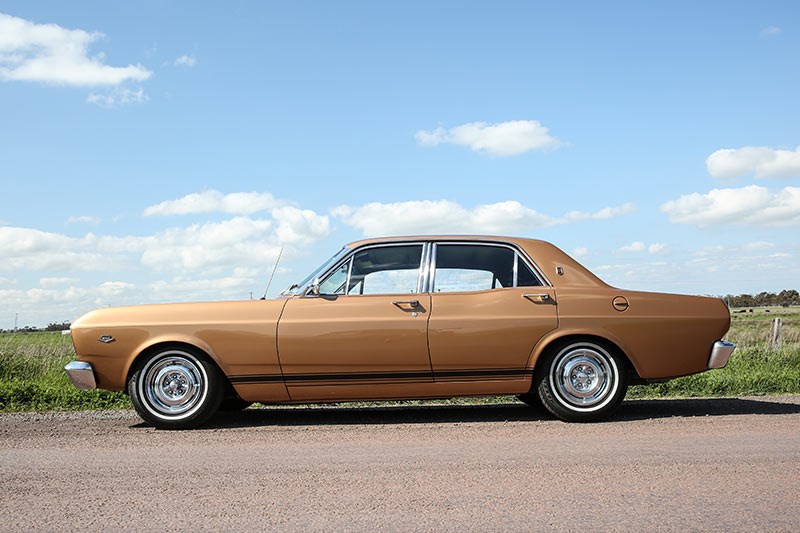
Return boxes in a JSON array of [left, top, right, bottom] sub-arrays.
[[281, 246, 349, 296]]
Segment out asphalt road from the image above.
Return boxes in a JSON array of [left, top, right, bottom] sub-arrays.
[[2, 396, 800, 532]]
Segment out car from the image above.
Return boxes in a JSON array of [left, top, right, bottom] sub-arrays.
[[65, 235, 735, 429]]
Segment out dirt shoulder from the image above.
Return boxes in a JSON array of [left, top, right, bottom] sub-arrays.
[[2, 396, 800, 532]]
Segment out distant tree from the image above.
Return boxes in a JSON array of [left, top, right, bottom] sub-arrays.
[[777, 289, 800, 307], [45, 321, 71, 331], [724, 290, 799, 308]]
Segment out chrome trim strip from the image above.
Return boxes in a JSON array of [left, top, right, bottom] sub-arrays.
[[64, 361, 97, 390], [512, 253, 519, 287], [417, 242, 432, 294], [428, 242, 438, 292], [345, 256, 354, 294], [708, 340, 736, 369]]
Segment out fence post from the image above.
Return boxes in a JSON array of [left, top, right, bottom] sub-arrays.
[[769, 317, 782, 350]]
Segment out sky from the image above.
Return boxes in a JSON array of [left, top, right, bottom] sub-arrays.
[[1, 1, 799, 328]]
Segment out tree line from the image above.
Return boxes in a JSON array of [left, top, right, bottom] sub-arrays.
[[1, 321, 71, 333], [723, 289, 800, 308]]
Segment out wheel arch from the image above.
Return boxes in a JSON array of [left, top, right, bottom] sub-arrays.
[[528, 331, 642, 383], [124, 339, 228, 389]]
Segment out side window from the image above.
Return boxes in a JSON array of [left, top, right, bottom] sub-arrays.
[[517, 258, 543, 287], [318, 244, 423, 295], [433, 244, 543, 292], [348, 245, 423, 294], [434, 245, 514, 292]]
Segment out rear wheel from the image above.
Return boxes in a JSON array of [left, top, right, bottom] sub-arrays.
[[535, 340, 627, 422], [128, 347, 223, 429]]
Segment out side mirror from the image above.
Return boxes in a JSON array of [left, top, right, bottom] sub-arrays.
[[310, 277, 321, 296]]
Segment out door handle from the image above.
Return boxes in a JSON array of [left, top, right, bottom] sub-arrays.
[[393, 300, 420, 308], [523, 293, 554, 303]]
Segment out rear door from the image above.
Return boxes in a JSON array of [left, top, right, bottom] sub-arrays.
[[427, 242, 558, 381]]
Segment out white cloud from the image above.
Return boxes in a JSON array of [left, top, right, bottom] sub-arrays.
[[572, 247, 589, 258], [620, 241, 645, 252], [0, 226, 121, 271], [173, 54, 197, 67], [661, 185, 800, 227], [414, 120, 561, 156], [333, 199, 636, 237], [272, 206, 331, 245], [742, 241, 774, 251], [40, 277, 80, 288], [67, 215, 100, 224], [618, 242, 667, 254], [139, 217, 278, 272], [760, 26, 782, 37], [87, 87, 148, 108], [143, 190, 286, 216], [564, 203, 637, 221], [1, 207, 330, 277], [0, 12, 151, 86], [706, 146, 800, 179], [333, 200, 555, 236]]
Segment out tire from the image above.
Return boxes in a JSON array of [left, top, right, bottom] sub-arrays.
[[535, 340, 628, 422], [516, 392, 542, 409], [128, 347, 223, 430], [219, 397, 253, 412]]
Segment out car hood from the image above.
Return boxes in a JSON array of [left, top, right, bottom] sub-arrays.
[[71, 299, 288, 330]]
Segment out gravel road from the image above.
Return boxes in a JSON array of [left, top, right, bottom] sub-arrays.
[[2, 396, 800, 532]]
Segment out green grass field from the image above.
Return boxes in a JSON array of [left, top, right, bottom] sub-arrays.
[[1, 307, 798, 412], [0, 332, 129, 411]]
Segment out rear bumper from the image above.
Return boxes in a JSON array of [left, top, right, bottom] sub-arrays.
[[64, 361, 97, 390], [708, 341, 736, 369]]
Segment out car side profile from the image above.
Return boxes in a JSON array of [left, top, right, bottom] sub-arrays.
[[65, 236, 735, 429]]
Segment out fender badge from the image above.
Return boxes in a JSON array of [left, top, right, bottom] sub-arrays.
[[98, 335, 115, 343]]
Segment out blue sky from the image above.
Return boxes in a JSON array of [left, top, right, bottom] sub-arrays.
[[1, 1, 799, 328]]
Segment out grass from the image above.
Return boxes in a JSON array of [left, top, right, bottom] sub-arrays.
[[1, 307, 798, 412], [0, 332, 129, 411]]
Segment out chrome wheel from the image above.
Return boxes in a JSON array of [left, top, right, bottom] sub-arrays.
[[537, 340, 628, 422], [552, 347, 615, 408], [142, 354, 205, 417], [129, 347, 223, 429]]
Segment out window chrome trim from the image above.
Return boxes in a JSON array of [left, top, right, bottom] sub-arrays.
[[429, 240, 549, 291], [427, 243, 438, 293], [306, 238, 551, 297], [311, 241, 427, 296], [418, 242, 433, 294]]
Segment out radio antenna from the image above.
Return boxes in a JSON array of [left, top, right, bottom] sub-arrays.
[[260, 246, 284, 300]]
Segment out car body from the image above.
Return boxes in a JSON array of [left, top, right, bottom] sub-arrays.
[[65, 236, 735, 428]]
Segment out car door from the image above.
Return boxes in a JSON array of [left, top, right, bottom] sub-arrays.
[[427, 242, 558, 381], [277, 242, 433, 400]]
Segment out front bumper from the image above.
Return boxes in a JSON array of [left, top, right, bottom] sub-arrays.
[[708, 341, 736, 369], [64, 361, 97, 390]]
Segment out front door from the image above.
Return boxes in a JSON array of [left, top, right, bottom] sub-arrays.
[[277, 243, 433, 400]]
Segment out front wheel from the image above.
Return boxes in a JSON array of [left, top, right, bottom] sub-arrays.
[[128, 347, 223, 429], [535, 340, 628, 422]]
